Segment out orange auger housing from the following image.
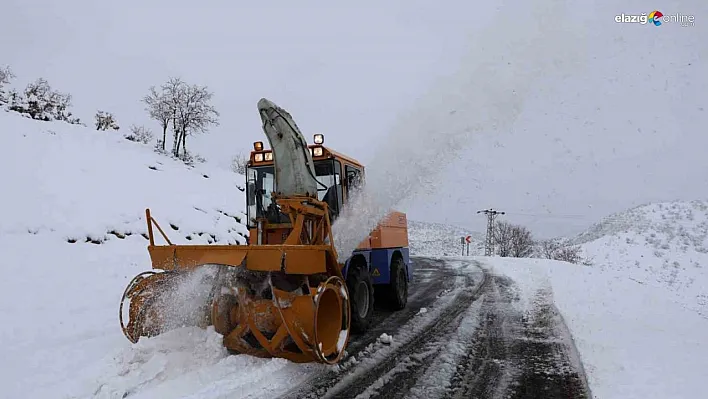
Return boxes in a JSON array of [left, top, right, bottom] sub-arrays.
[[120, 195, 351, 364]]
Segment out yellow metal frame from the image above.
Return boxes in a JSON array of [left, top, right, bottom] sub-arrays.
[[120, 195, 351, 364]]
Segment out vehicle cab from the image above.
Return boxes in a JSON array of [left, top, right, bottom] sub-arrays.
[[245, 134, 364, 243]]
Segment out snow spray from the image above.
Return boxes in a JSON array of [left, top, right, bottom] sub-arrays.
[[331, 0, 586, 260], [145, 266, 221, 333]]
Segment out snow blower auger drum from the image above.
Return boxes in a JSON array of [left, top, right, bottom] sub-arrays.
[[120, 198, 352, 364]]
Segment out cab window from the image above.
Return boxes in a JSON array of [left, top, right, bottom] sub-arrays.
[[345, 165, 363, 200]]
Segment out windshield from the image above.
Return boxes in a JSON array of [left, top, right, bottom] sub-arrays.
[[246, 160, 342, 228]]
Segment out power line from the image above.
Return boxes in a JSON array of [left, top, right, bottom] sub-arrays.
[[502, 212, 589, 220], [477, 209, 505, 256]]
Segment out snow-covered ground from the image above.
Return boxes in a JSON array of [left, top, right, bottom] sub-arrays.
[[574, 201, 708, 319], [0, 110, 248, 244], [2, 109, 707, 398], [451, 200, 708, 398], [0, 110, 262, 398]]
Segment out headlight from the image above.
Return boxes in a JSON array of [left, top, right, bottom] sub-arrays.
[[313, 147, 323, 157], [264, 152, 273, 161], [313, 134, 324, 144], [254, 153, 264, 162]]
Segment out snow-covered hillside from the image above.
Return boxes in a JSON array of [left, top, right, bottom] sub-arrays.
[[572, 200, 708, 318], [1, 110, 248, 244], [0, 110, 251, 398]]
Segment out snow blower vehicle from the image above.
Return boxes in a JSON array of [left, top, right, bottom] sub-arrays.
[[119, 98, 411, 365]]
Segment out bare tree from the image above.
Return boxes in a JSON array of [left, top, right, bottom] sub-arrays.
[[143, 85, 174, 151], [172, 82, 219, 158], [95, 110, 120, 131], [0, 65, 14, 104], [231, 152, 249, 174], [0, 65, 12, 86], [143, 77, 218, 159], [494, 220, 514, 257], [510, 225, 534, 257], [125, 124, 153, 144], [160, 77, 185, 155]]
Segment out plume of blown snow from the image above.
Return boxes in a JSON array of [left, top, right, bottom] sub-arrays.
[[332, 0, 587, 260]]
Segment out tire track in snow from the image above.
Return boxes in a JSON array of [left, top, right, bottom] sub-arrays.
[[279, 259, 591, 399], [315, 264, 488, 399], [442, 275, 525, 399], [441, 276, 591, 399], [277, 258, 485, 399], [503, 288, 591, 399], [345, 258, 468, 356]]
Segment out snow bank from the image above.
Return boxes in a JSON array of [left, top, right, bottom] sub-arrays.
[[62, 326, 322, 399]]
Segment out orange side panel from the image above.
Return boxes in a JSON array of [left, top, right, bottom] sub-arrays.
[[148, 245, 248, 270], [356, 236, 372, 250], [356, 211, 409, 250], [149, 244, 330, 274]]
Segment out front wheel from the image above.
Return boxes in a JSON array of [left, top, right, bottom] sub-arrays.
[[346, 264, 374, 333]]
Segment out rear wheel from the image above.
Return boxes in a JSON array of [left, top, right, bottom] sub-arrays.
[[346, 264, 374, 333], [380, 256, 408, 310]]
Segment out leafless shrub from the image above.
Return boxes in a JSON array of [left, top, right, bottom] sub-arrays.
[[125, 124, 153, 144], [95, 110, 119, 131]]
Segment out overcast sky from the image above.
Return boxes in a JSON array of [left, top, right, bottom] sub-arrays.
[[4, 0, 707, 238]]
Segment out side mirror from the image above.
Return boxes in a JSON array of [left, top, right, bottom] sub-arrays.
[[247, 181, 256, 206]]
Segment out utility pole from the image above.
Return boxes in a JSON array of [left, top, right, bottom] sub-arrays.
[[477, 209, 505, 256]]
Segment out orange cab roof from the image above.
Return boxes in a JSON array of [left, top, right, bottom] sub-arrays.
[[249, 144, 364, 169]]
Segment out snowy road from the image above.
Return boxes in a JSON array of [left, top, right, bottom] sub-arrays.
[[278, 257, 591, 399]]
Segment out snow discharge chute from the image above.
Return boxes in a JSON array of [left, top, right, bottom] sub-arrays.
[[119, 98, 351, 364]]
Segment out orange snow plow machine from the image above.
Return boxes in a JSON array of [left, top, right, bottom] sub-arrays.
[[120, 198, 350, 364], [119, 98, 410, 365]]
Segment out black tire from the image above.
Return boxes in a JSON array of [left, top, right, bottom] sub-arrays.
[[381, 256, 408, 311], [346, 263, 375, 334]]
